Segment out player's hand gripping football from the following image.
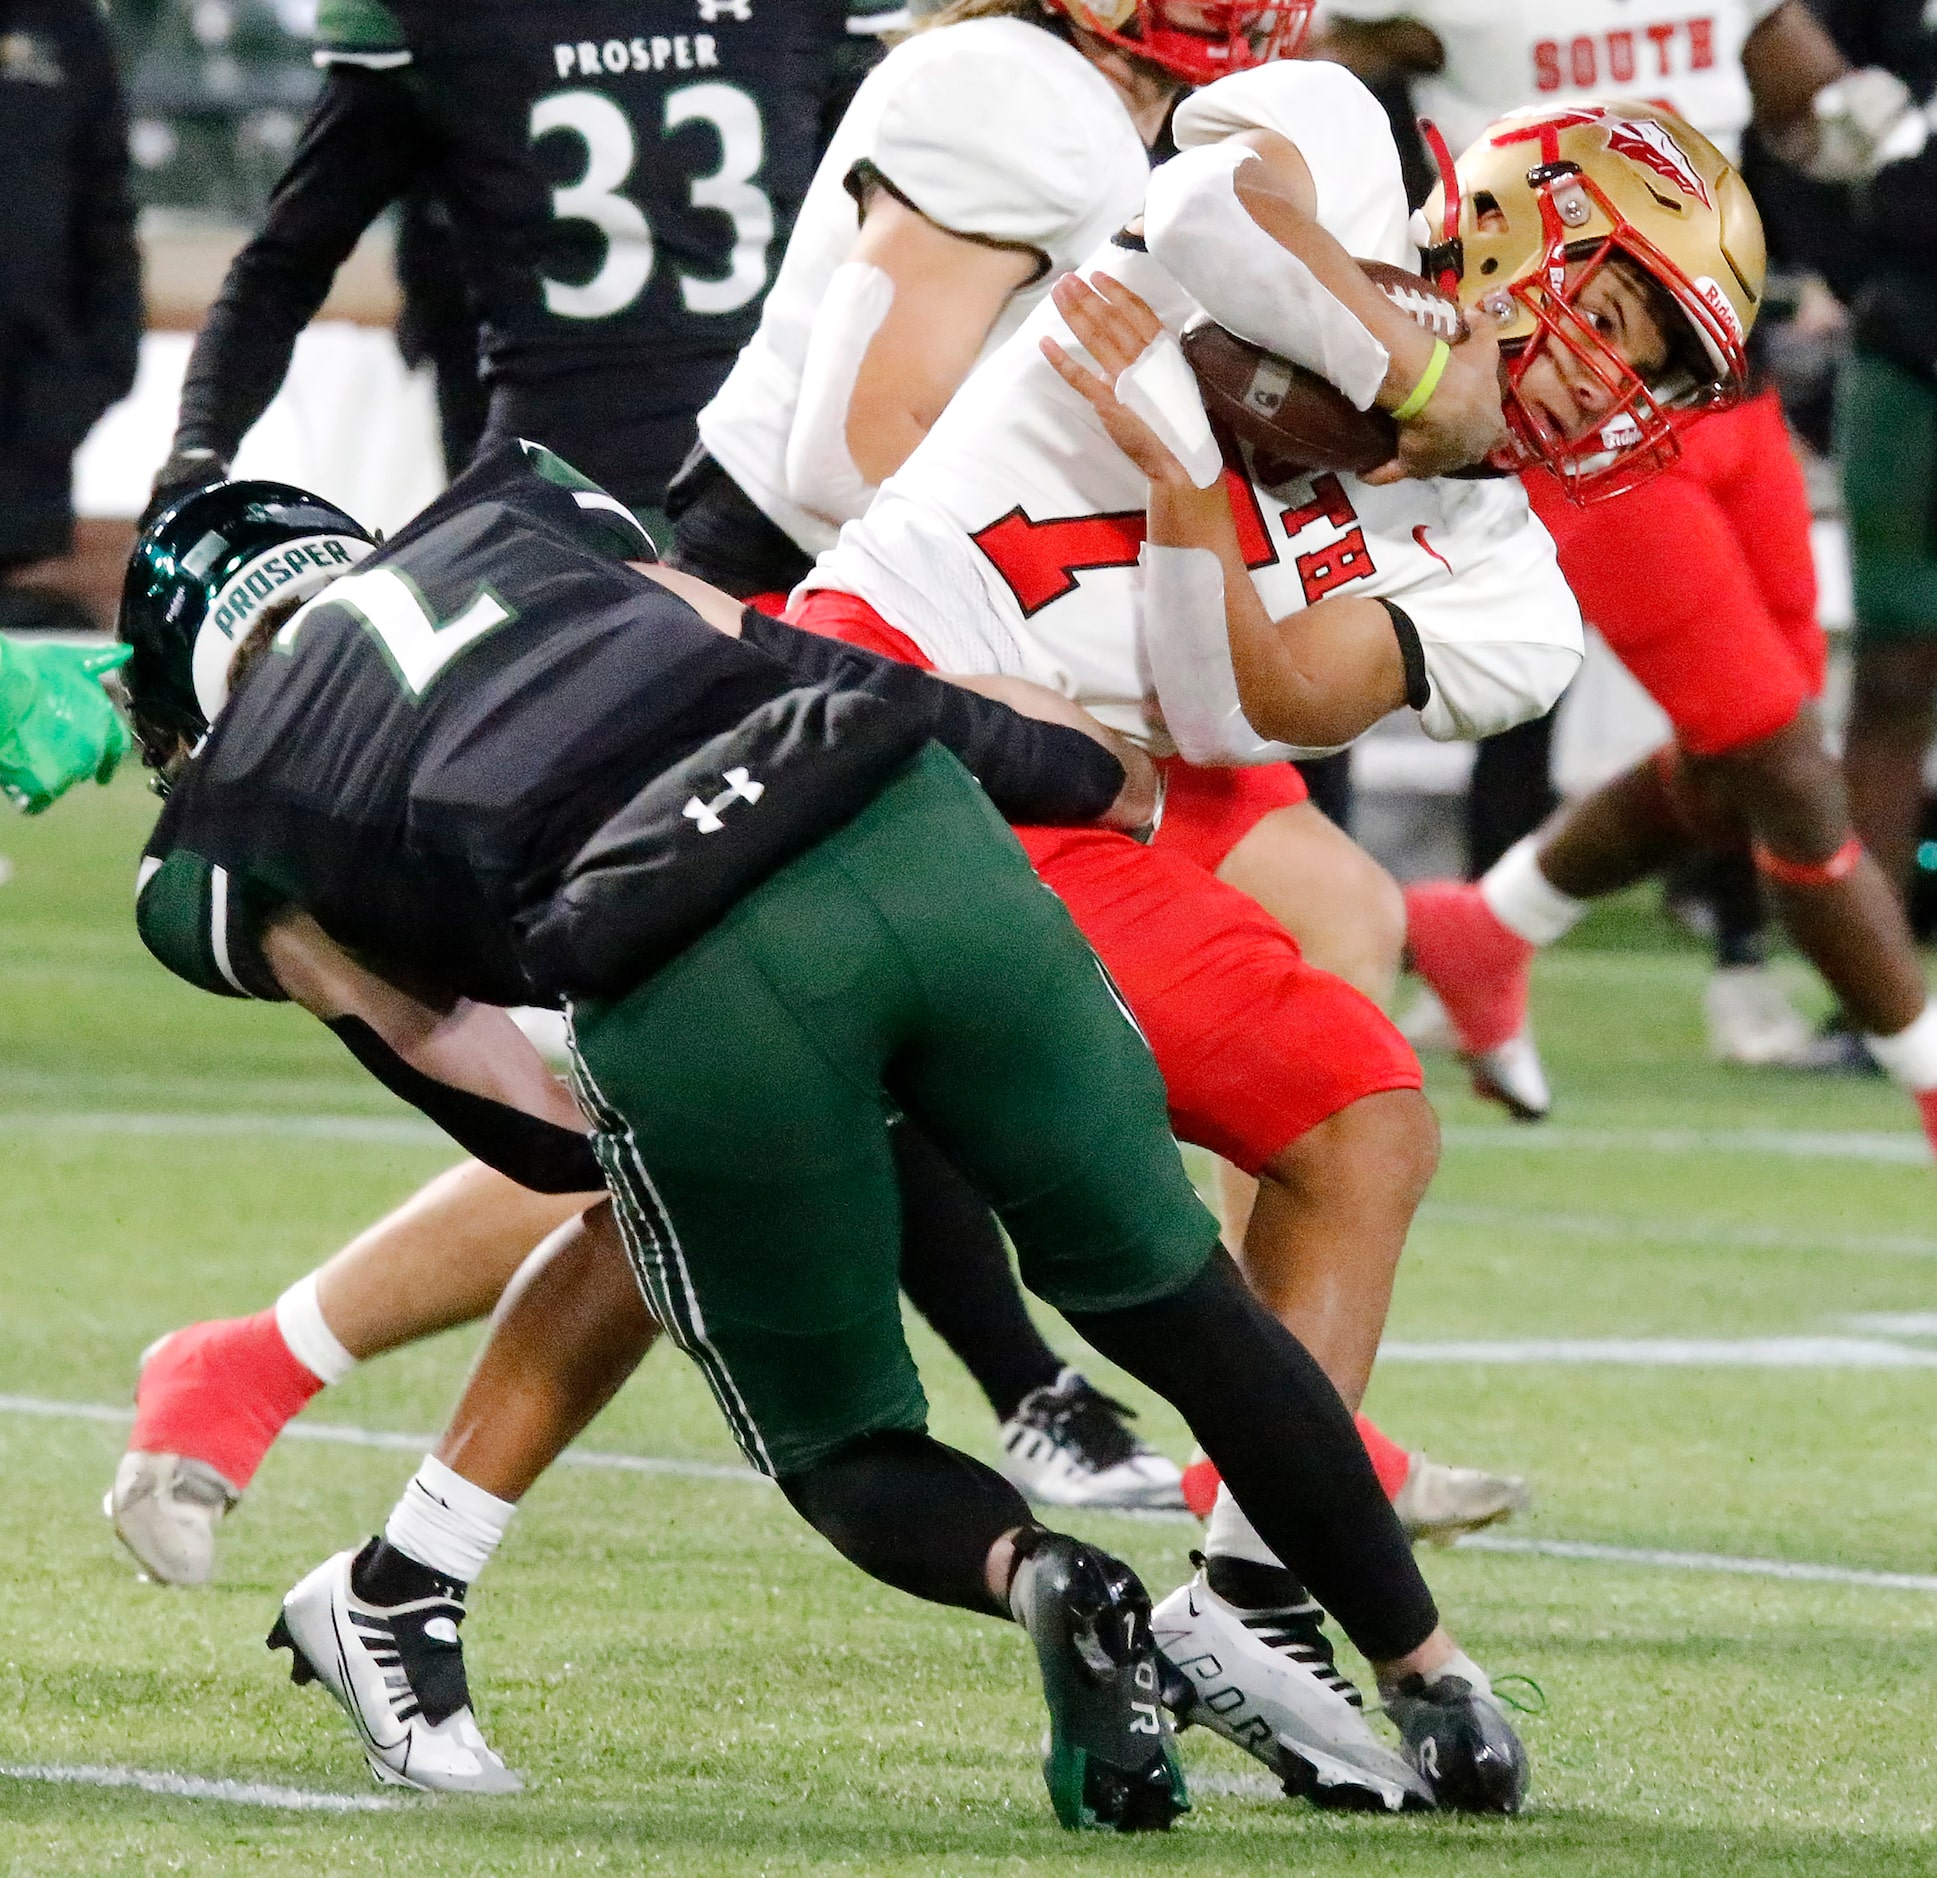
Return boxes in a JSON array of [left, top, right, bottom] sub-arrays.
[[1041, 273, 1208, 491], [1362, 323, 1507, 488]]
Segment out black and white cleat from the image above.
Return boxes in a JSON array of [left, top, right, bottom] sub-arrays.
[[1153, 1568, 1431, 1812], [1010, 1532, 1189, 1832], [1385, 1672, 1530, 1814], [268, 1541, 522, 1795]]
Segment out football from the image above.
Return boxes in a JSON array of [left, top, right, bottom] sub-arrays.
[[1180, 260, 1468, 477]]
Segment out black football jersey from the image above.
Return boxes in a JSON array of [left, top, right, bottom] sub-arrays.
[[374, 0, 849, 377], [138, 439, 799, 1006]]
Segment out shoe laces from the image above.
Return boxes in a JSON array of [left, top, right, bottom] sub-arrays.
[[1239, 1600, 1363, 1709], [1013, 1373, 1146, 1473]]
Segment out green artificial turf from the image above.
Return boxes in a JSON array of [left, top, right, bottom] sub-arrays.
[[3, 773, 1936, 1874]]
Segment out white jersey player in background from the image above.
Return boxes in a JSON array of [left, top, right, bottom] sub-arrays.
[[1314, 0, 1925, 1090]]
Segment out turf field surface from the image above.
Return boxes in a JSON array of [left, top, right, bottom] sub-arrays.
[[3, 775, 1935, 1875]]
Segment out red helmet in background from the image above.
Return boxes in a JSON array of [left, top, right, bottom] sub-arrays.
[[1045, 0, 1312, 86]]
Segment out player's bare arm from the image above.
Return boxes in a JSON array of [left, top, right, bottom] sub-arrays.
[[844, 195, 1043, 483], [1142, 125, 1505, 481], [1044, 272, 1409, 751], [260, 910, 587, 1135]]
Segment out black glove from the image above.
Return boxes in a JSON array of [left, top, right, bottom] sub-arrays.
[[140, 448, 230, 530]]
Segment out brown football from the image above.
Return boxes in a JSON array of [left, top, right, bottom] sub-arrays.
[[1180, 260, 1468, 478]]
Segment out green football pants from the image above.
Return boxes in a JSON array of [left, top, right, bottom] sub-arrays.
[[568, 743, 1220, 1477]]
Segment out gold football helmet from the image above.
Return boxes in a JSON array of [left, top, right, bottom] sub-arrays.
[[1044, 0, 1311, 85], [1419, 101, 1766, 502]]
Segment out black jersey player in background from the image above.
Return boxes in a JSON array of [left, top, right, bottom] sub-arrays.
[[152, 0, 860, 528], [116, 443, 1524, 1822]]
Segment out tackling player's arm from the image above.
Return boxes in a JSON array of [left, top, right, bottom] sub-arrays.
[[1044, 272, 1411, 754], [259, 910, 601, 1192], [641, 563, 1159, 831]]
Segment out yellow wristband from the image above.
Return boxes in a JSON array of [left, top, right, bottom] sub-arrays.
[[1390, 339, 1451, 424]]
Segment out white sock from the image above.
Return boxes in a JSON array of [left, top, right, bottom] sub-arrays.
[[1203, 1483, 1285, 1570], [1866, 999, 1937, 1092], [383, 1455, 516, 1586], [1479, 837, 1587, 948], [1426, 1647, 1493, 1701], [273, 1272, 358, 1386]]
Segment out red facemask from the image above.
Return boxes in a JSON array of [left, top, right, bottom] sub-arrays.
[[1054, 0, 1312, 86], [1423, 119, 1749, 505]]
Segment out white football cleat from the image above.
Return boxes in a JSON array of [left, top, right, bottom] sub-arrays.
[[1703, 964, 1818, 1067], [1153, 1571, 1430, 1812], [1392, 1455, 1531, 1546], [1001, 1369, 1186, 1510], [268, 1546, 522, 1795], [105, 1450, 238, 1586], [1467, 1030, 1551, 1122]]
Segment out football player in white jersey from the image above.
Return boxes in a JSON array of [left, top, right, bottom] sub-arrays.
[[673, 0, 1535, 1531], [777, 62, 1759, 1789]]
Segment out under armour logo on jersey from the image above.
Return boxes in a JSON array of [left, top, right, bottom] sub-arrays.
[[683, 767, 765, 833], [696, 0, 751, 21]]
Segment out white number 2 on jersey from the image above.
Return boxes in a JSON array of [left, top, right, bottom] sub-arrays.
[[279, 568, 511, 696], [530, 84, 773, 321]]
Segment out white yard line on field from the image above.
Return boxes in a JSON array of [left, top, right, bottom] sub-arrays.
[[1378, 1335, 1937, 1368], [1456, 1534, 1937, 1594], [0, 1393, 764, 1484], [1441, 1123, 1929, 1164], [3, 1109, 1931, 1164], [0, 1760, 397, 1811], [0, 1110, 444, 1146], [1419, 1200, 1937, 1261], [4, 1392, 1933, 1595]]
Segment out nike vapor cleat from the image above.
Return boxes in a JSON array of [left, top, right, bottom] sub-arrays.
[[105, 1449, 238, 1585], [109, 1315, 328, 1582], [1392, 1455, 1532, 1546], [1153, 1571, 1430, 1812], [1010, 1533, 1188, 1832], [1703, 964, 1818, 1067], [1403, 882, 1549, 1121], [1384, 1672, 1529, 1814], [268, 1543, 522, 1794], [1466, 1032, 1552, 1122], [1000, 1369, 1185, 1511]]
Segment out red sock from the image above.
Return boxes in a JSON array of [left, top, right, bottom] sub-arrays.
[[1355, 1413, 1414, 1499], [1917, 1090, 1937, 1159], [128, 1311, 327, 1491], [1403, 880, 1535, 1054], [1181, 1416, 1414, 1520]]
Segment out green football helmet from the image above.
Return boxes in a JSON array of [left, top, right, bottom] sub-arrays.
[[117, 479, 376, 774]]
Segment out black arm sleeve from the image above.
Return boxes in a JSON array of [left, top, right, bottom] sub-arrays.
[[738, 611, 1126, 826], [172, 70, 434, 461], [325, 1016, 605, 1194]]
